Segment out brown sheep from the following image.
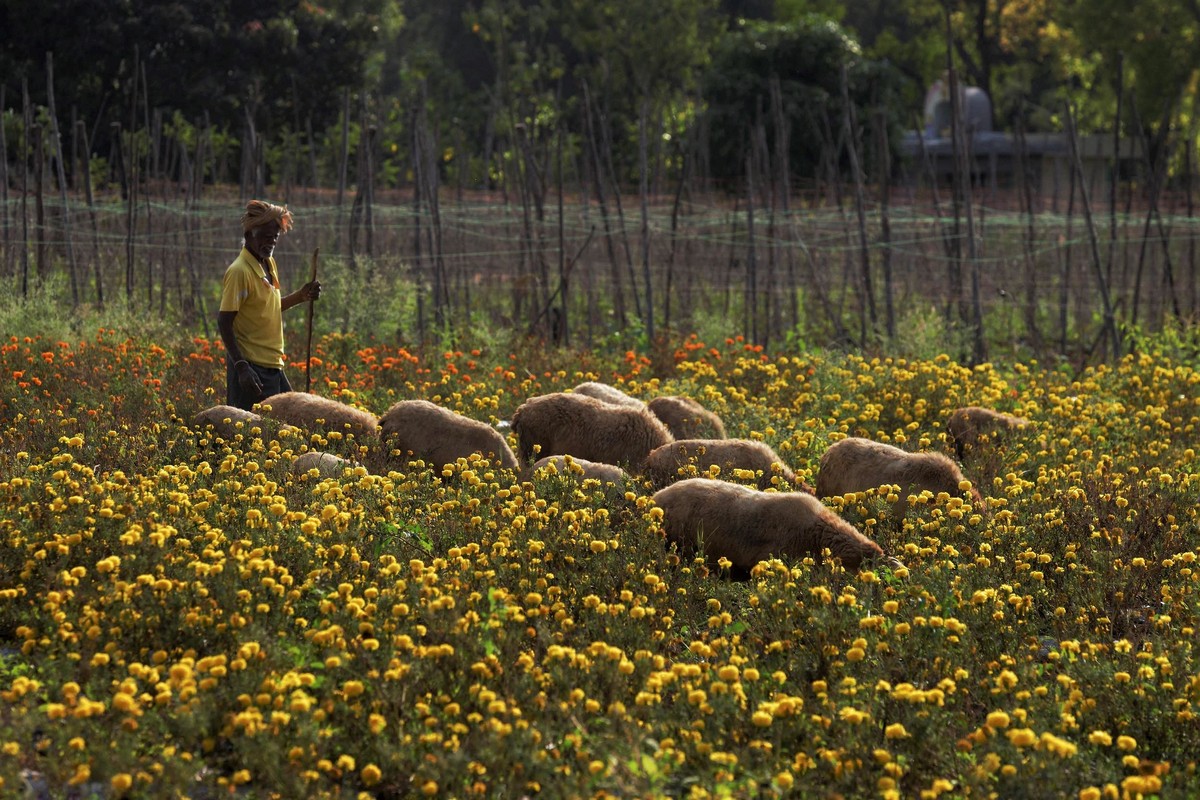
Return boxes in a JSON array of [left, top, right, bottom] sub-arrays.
[[379, 399, 518, 471], [256, 392, 379, 440], [192, 405, 264, 440], [571, 381, 646, 409], [946, 406, 1030, 460], [816, 437, 983, 517], [191, 405, 301, 442], [532, 455, 630, 485], [644, 439, 812, 492], [510, 392, 673, 471], [653, 478, 885, 576], [292, 451, 354, 479], [647, 395, 727, 440]]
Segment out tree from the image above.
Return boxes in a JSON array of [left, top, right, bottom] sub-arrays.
[[701, 16, 899, 185], [0, 0, 397, 171], [1071, 0, 1200, 138]]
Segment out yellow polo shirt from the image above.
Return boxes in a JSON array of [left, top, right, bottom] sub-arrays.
[[220, 248, 286, 368]]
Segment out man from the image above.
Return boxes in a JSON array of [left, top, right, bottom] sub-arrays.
[[218, 200, 321, 410]]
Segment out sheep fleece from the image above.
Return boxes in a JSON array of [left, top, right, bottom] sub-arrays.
[[256, 392, 378, 438], [511, 393, 673, 469], [192, 405, 264, 439], [816, 437, 982, 508], [946, 406, 1029, 457], [380, 399, 518, 469], [653, 478, 883, 571], [647, 396, 727, 440], [571, 381, 646, 409], [292, 451, 353, 478], [644, 438, 797, 490], [532, 455, 629, 485]]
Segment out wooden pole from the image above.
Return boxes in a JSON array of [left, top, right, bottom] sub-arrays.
[[305, 247, 320, 394], [1065, 101, 1121, 360], [45, 52, 81, 305]]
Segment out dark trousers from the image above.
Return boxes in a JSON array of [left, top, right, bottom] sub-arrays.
[[226, 360, 292, 411]]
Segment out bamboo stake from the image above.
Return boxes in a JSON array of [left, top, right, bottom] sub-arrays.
[[1064, 101, 1121, 360], [305, 247, 320, 394], [45, 53, 80, 305]]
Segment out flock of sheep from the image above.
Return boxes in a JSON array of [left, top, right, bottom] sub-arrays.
[[192, 383, 1030, 578]]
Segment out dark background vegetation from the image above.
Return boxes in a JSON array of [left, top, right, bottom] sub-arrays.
[[3, 0, 1200, 365]]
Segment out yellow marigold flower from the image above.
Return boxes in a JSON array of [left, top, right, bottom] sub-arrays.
[[1122, 775, 1161, 796], [342, 681, 365, 698], [1006, 728, 1037, 748], [368, 714, 387, 734], [112, 693, 137, 713], [1088, 730, 1112, 746], [885, 723, 909, 739], [775, 772, 794, 789], [337, 755, 356, 771], [751, 710, 773, 728], [1116, 735, 1137, 751], [421, 780, 439, 795], [358, 762, 381, 787], [847, 647, 866, 662], [839, 707, 867, 724], [110, 774, 133, 793], [1041, 732, 1078, 758], [986, 710, 1011, 729], [69, 764, 91, 786], [1078, 788, 1102, 800]]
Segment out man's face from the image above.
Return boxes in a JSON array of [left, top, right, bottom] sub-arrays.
[[246, 219, 283, 260]]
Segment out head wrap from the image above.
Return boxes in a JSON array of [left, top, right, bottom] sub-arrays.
[[241, 200, 293, 234]]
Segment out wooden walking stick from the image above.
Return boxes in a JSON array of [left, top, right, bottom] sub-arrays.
[[304, 247, 319, 393]]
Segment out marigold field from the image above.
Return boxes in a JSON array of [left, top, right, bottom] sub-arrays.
[[1, 330, 1198, 799]]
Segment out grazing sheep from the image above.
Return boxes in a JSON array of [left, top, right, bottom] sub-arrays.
[[192, 405, 265, 440], [292, 451, 354, 479], [379, 399, 518, 471], [647, 395, 727, 440], [256, 392, 379, 440], [653, 478, 884, 575], [816, 437, 983, 517], [644, 439, 811, 492], [532, 455, 630, 485], [511, 392, 673, 471], [192, 405, 301, 442], [572, 381, 646, 409], [946, 406, 1030, 459]]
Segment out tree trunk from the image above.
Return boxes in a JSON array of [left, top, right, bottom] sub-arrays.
[[582, 82, 626, 327], [0, 85, 11, 279], [45, 52, 80, 306], [638, 97, 655, 342], [842, 65, 876, 345], [1065, 101, 1122, 360]]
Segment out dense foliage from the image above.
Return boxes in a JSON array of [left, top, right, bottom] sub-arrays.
[[4, 0, 1199, 191], [0, 327, 1198, 797]]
